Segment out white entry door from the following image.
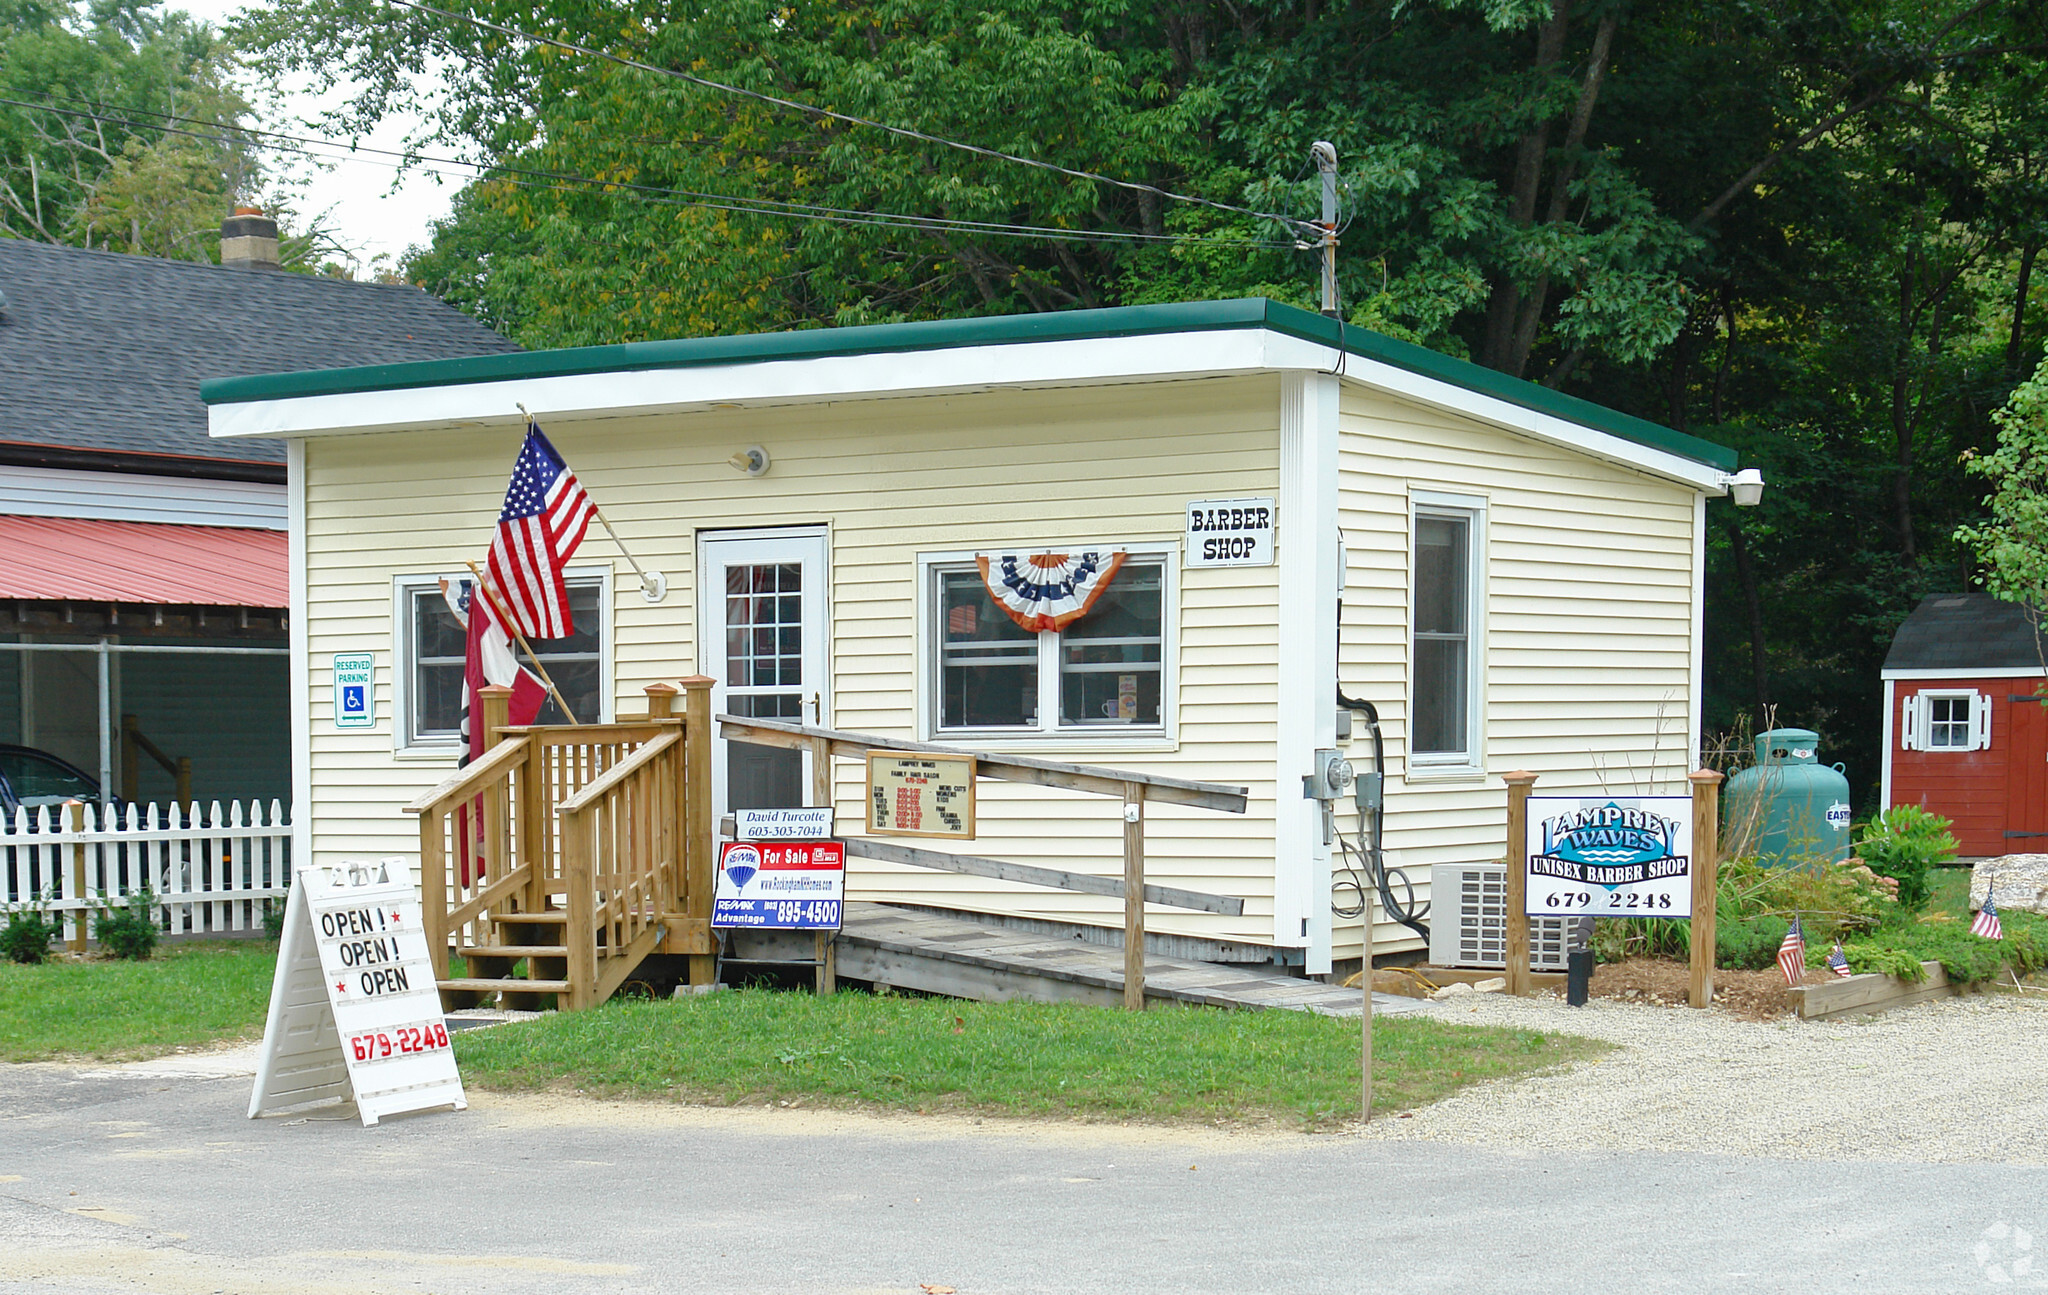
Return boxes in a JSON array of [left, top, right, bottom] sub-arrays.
[[697, 529, 830, 817]]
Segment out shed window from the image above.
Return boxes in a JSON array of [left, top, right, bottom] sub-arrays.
[[1410, 499, 1485, 768], [932, 557, 1166, 737], [1901, 689, 1990, 753], [395, 573, 608, 752]]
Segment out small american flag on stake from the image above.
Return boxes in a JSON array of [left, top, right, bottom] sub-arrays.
[[1827, 941, 1852, 978], [1972, 896, 2004, 941], [1777, 915, 1807, 986], [487, 423, 594, 640]]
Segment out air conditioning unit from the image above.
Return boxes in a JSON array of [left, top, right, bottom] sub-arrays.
[[1427, 863, 1571, 972]]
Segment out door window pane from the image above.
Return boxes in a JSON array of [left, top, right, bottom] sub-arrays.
[[725, 563, 803, 688], [1059, 563, 1162, 727], [939, 570, 1038, 729], [1414, 513, 1473, 756]]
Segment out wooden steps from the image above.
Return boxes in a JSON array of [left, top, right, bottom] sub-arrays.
[[438, 976, 572, 995], [458, 944, 570, 960]]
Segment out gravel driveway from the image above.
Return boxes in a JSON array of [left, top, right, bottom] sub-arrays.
[[1372, 991, 2048, 1164]]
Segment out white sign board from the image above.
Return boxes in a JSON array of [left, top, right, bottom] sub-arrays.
[[249, 861, 465, 1126], [733, 807, 835, 840], [1185, 497, 1276, 567], [1525, 796, 1694, 918], [332, 653, 374, 729]]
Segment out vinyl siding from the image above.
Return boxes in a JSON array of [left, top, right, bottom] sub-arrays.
[[300, 376, 1285, 946], [1888, 677, 2023, 855], [1332, 384, 1699, 959]]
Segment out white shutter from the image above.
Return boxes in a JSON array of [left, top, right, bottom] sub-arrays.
[[1900, 693, 1923, 751], [1973, 692, 1993, 751]]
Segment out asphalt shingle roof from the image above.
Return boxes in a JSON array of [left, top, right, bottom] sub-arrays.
[[0, 238, 517, 468], [1884, 592, 2048, 672]]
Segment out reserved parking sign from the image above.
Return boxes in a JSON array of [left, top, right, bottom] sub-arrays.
[[333, 653, 374, 729]]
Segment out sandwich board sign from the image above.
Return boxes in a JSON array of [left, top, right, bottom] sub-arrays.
[[249, 860, 465, 1126], [1524, 796, 1695, 918]]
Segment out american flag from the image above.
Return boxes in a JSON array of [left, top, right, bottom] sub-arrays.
[[1777, 916, 1807, 986], [487, 425, 594, 640], [1827, 941, 1852, 977], [1972, 896, 2004, 941]]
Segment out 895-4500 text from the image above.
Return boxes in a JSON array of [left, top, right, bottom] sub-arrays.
[[1543, 891, 1675, 911]]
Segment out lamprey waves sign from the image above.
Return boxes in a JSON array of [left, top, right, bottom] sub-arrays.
[[249, 860, 466, 1126], [1524, 796, 1695, 918]]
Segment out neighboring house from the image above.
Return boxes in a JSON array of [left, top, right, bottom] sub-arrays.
[[1882, 592, 2048, 857], [202, 297, 1753, 971], [0, 217, 518, 812]]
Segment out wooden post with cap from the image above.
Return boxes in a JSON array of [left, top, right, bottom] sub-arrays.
[[1688, 769, 1723, 1009], [680, 675, 716, 988], [1502, 771, 1538, 997]]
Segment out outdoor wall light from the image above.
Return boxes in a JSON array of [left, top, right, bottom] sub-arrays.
[[729, 445, 771, 477], [1720, 467, 1765, 507]]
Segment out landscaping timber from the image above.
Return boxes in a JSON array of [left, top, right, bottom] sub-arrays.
[[1787, 960, 1983, 1020]]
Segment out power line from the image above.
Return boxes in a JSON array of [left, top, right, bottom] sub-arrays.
[[1, 93, 1298, 250], [382, 0, 1320, 236]]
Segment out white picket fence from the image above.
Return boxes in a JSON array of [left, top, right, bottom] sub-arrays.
[[1, 800, 293, 942]]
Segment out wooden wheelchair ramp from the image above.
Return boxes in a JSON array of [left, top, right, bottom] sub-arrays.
[[730, 902, 1426, 1017]]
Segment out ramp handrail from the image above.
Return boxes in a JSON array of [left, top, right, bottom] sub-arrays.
[[716, 714, 1249, 1009]]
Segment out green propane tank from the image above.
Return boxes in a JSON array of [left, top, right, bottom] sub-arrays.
[[1723, 728, 1853, 865]]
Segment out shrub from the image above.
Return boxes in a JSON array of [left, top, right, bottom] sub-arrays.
[[1855, 807, 1958, 912], [93, 889, 161, 960], [1840, 911, 2046, 984], [1, 903, 56, 965], [1715, 913, 1792, 971]]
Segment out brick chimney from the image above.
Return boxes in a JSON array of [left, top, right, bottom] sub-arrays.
[[220, 206, 280, 270]]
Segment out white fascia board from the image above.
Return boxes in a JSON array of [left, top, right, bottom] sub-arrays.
[[1882, 667, 2048, 680], [210, 326, 1726, 491], [1254, 334, 1726, 492], [208, 331, 1281, 442]]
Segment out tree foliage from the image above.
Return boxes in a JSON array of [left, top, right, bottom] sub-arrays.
[[228, 0, 2048, 793]]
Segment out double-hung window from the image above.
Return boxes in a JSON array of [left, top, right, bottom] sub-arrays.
[[930, 556, 1167, 737], [394, 571, 609, 752], [1410, 496, 1485, 771]]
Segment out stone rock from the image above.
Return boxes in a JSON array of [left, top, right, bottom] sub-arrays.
[[1473, 976, 1507, 993], [1429, 982, 1477, 1000], [1971, 855, 2048, 915]]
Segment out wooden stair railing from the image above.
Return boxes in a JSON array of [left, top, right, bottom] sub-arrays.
[[402, 677, 715, 1011]]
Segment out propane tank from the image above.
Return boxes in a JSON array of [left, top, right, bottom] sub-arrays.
[[1723, 728, 1853, 865]]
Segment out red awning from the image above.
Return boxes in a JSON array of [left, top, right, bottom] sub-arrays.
[[0, 517, 287, 607]]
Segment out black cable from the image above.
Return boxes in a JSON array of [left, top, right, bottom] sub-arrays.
[[383, 0, 1322, 237], [2, 93, 1299, 250]]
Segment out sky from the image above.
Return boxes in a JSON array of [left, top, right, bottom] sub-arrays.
[[175, 0, 453, 272]]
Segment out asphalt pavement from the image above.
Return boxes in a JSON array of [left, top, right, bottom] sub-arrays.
[[0, 1057, 2041, 1294]]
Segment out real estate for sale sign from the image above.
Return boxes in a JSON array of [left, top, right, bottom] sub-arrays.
[[1524, 796, 1694, 918]]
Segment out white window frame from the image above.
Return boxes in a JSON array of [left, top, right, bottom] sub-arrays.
[[1900, 689, 1990, 752], [391, 564, 614, 756], [915, 547, 1177, 749], [1407, 490, 1488, 777]]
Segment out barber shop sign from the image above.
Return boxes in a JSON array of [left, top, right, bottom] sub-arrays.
[[1524, 796, 1694, 918]]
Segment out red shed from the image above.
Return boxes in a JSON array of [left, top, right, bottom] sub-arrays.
[[1882, 593, 2048, 857]]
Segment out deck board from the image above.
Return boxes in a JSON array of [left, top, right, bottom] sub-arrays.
[[830, 902, 1421, 1017]]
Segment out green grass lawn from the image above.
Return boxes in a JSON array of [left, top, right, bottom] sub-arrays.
[[453, 989, 1608, 1128], [0, 942, 277, 1062]]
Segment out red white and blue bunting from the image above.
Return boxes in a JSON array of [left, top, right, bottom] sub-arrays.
[[975, 550, 1126, 633]]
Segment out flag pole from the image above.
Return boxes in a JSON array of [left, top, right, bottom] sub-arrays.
[[465, 560, 581, 725], [516, 403, 665, 602]]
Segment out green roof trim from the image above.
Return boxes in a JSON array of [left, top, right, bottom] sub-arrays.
[[200, 298, 1737, 471]]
